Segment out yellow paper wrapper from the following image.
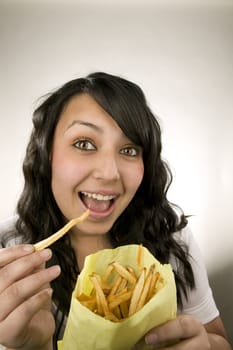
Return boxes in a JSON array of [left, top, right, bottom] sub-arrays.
[[58, 244, 177, 350]]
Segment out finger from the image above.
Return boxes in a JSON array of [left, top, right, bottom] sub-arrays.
[[0, 249, 53, 292], [0, 288, 54, 348], [0, 244, 34, 267], [145, 315, 202, 347], [0, 265, 61, 321]]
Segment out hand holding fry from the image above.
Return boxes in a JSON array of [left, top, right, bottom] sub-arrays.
[[0, 245, 60, 349]]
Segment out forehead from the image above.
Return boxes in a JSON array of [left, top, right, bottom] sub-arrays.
[[56, 93, 123, 134], [62, 93, 105, 118]]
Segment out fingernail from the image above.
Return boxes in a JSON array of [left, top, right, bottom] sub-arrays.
[[49, 265, 61, 277], [22, 244, 34, 253], [39, 249, 52, 259], [145, 333, 158, 345]]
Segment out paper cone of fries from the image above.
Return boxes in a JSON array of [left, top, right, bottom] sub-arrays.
[[58, 244, 177, 350]]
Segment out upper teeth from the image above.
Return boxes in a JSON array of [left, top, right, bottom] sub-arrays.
[[81, 192, 116, 201]]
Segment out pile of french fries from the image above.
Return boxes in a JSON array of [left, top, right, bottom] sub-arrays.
[[77, 245, 163, 322]]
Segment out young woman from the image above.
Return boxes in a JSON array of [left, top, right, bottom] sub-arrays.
[[0, 72, 231, 349]]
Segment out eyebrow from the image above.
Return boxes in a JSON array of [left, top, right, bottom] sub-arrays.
[[65, 119, 102, 133]]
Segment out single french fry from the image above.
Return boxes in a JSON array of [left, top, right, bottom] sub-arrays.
[[128, 268, 146, 317], [90, 274, 110, 317], [112, 262, 137, 285], [115, 278, 128, 294], [33, 209, 90, 251], [95, 274, 112, 293], [155, 276, 164, 293], [137, 244, 143, 272], [95, 290, 104, 316], [108, 275, 123, 298], [135, 264, 155, 312], [102, 263, 114, 282], [146, 271, 160, 302]]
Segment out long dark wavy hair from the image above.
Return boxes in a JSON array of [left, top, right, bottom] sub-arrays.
[[16, 72, 194, 338]]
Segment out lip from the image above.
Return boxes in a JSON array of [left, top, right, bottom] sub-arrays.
[[78, 190, 119, 219]]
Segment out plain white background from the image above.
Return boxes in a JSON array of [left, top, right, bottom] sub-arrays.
[[0, 0, 232, 342]]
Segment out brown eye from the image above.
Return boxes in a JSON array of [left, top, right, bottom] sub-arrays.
[[74, 139, 96, 151], [120, 147, 139, 157]]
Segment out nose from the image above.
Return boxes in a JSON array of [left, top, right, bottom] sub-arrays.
[[92, 153, 120, 181]]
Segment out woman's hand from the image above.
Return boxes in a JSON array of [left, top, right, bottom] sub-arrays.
[[141, 314, 210, 349], [133, 314, 231, 349], [0, 244, 61, 350]]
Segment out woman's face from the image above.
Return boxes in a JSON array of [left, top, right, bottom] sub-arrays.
[[51, 93, 144, 237]]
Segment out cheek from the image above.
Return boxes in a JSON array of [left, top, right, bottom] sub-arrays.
[[51, 148, 92, 194], [51, 150, 79, 191], [125, 162, 144, 195]]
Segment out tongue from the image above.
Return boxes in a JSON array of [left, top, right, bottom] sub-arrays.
[[82, 196, 111, 212]]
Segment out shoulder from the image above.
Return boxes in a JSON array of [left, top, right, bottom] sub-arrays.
[[170, 225, 201, 271], [0, 215, 21, 247], [173, 225, 195, 246], [171, 226, 219, 324], [0, 215, 17, 232], [173, 225, 207, 268]]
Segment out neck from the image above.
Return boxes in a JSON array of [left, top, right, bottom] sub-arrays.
[[70, 232, 112, 270]]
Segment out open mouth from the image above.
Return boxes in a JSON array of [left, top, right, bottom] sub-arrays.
[[79, 191, 117, 213]]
